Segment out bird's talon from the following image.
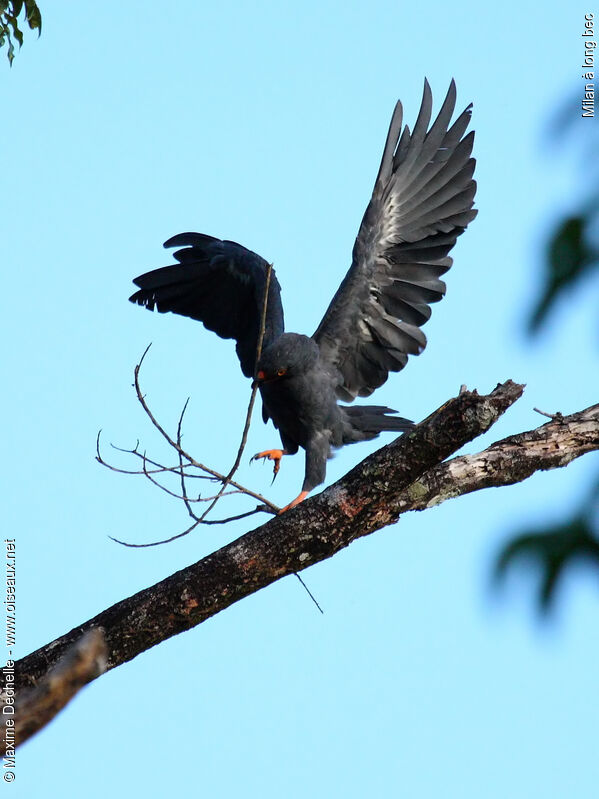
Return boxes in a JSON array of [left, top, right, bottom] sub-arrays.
[[251, 449, 285, 480]]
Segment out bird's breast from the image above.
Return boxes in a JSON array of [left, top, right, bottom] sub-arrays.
[[259, 373, 339, 448]]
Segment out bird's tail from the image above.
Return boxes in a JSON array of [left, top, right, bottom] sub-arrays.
[[342, 405, 414, 443]]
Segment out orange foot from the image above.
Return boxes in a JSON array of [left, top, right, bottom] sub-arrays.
[[278, 490, 309, 514], [251, 448, 288, 481]]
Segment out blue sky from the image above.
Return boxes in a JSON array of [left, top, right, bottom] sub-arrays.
[[5, 2, 599, 797]]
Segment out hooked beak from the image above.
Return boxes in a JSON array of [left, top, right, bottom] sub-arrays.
[[252, 369, 266, 389]]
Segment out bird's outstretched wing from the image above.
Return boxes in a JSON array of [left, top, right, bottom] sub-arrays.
[[313, 80, 477, 401], [130, 233, 284, 378]]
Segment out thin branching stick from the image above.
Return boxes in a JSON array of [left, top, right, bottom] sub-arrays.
[[190, 263, 274, 522], [99, 265, 278, 546]]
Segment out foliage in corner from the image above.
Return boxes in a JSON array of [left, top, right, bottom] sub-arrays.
[[496, 92, 599, 612], [527, 89, 599, 335], [495, 478, 599, 612], [528, 211, 599, 334], [0, 0, 41, 65]]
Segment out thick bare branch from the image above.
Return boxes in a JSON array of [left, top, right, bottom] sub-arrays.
[[394, 402, 599, 513], [4, 629, 107, 749], [15, 382, 599, 705]]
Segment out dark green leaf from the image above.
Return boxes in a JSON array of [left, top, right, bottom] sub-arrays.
[[6, 29, 14, 64], [0, 0, 41, 62], [538, 559, 562, 612], [528, 212, 599, 334], [494, 514, 599, 614], [6, 13, 23, 46], [24, 0, 41, 32]]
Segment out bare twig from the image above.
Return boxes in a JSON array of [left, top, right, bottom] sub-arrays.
[[138, 451, 236, 503], [97, 434, 214, 480], [192, 262, 274, 521], [97, 265, 278, 548], [104, 264, 278, 547], [110, 438, 196, 473], [175, 398, 201, 522], [533, 407, 564, 421], [108, 506, 268, 547], [294, 573, 324, 614], [97, 348, 279, 533], [109, 518, 201, 548], [141, 450, 194, 500], [104, 349, 279, 547]]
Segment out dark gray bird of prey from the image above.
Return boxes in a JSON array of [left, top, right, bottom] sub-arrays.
[[130, 80, 477, 512]]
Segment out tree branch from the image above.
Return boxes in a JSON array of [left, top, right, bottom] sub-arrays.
[[4, 629, 107, 749], [98, 330, 282, 548], [15, 382, 599, 704], [391, 401, 599, 513]]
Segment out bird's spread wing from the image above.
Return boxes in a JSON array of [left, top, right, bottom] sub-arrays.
[[313, 80, 477, 401], [130, 233, 284, 378]]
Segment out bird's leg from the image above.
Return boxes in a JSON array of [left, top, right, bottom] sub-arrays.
[[250, 448, 289, 482], [278, 490, 309, 514], [276, 434, 325, 512]]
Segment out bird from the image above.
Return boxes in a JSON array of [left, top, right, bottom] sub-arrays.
[[129, 80, 477, 513]]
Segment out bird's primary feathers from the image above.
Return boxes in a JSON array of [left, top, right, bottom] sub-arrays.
[[130, 80, 477, 512]]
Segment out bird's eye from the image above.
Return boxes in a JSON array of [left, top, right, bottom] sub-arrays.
[[277, 367, 287, 376]]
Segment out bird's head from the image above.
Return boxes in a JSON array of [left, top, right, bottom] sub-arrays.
[[254, 333, 319, 385]]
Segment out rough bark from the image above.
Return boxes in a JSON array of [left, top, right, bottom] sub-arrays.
[[2, 630, 107, 749], [14, 382, 599, 706], [392, 402, 599, 512]]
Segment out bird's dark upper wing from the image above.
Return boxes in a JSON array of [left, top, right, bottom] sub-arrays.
[[313, 80, 477, 401], [130, 233, 284, 378]]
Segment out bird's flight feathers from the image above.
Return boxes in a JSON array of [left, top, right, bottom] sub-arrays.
[[313, 79, 477, 401], [130, 81, 476, 400], [130, 233, 284, 378]]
